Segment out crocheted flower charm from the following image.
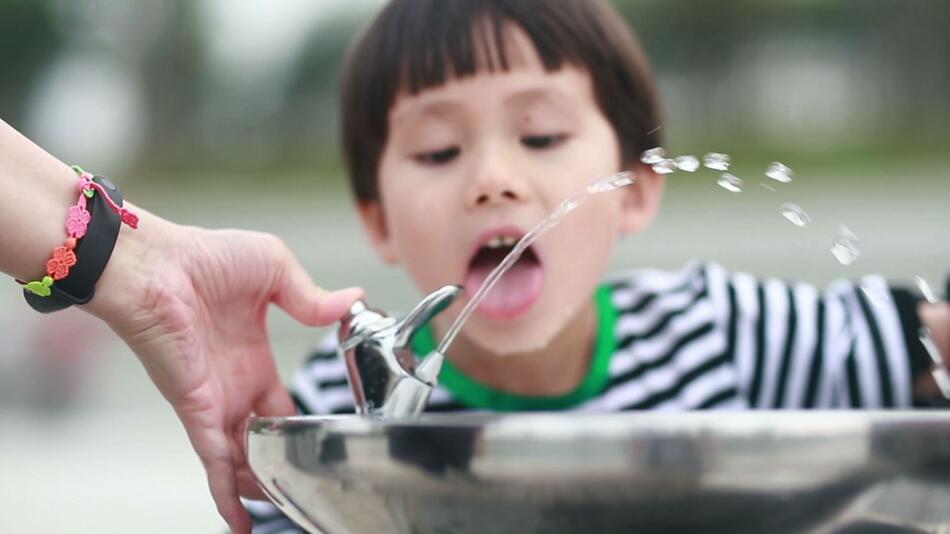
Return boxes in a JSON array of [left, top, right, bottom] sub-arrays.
[[24, 276, 54, 297], [20, 166, 142, 299], [46, 245, 78, 280], [118, 208, 139, 229], [66, 205, 92, 237]]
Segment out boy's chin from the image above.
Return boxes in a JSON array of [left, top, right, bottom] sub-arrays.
[[464, 310, 573, 357]]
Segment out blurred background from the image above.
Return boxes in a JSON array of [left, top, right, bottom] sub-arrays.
[[1, 0, 948, 531]]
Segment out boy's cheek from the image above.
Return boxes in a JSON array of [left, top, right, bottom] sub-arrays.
[[356, 201, 401, 264], [617, 170, 665, 235]]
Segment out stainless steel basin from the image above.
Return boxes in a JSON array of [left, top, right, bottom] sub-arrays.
[[247, 411, 950, 533]]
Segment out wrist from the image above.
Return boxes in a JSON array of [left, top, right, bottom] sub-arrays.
[[82, 202, 180, 328]]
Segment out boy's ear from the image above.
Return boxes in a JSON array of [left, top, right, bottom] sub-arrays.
[[357, 200, 400, 264], [618, 164, 665, 235]]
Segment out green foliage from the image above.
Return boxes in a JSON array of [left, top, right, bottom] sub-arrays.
[[0, 1, 61, 122], [4, 0, 950, 187]]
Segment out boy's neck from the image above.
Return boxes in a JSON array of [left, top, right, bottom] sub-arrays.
[[433, 302, 598, 397]]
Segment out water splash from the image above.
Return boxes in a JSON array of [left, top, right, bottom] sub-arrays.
[[640, 147, 667, 165], [765, 162, 794, 183], [717, 172, 743, 193], [831, 226, 861, 266], [673, 155, 700, 173], [437, 171, 635, 355], [703, 152, 731, 171], [915, 276, 939, 304], [549, 194, 582, 220], [586, 170, 635, 193], [781, 203, 810, 227], [652, 159, 676, 175]]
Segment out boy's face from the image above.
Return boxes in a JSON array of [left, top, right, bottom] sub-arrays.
[[360, 26, 663, 355]]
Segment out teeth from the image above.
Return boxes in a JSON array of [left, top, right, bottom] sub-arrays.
[[485, 235, 520, 249]]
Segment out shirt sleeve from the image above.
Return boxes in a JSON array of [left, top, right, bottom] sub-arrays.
[[719, 265, 926, 408]]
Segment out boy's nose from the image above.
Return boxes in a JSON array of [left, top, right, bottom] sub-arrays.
[[466, 156, 529, 208], [474, 187, 519, 206]]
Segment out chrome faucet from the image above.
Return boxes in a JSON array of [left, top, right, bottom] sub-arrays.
[[337, 285, 462, 418]]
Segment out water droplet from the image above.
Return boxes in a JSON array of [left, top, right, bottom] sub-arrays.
[[640, 147, 667, 165], [554, 195, 581, 217], [831, 226, 861, 266], [915, 276, 939, 304], [587, 171, 635, 194], [765, 162, 793, 183], [781, 203, 810, 227], [673, 155, 700, 172], [651, 159, 676, 175], [703, 152, 731, 171], [716, 172, 743, 193], [760, 183, 776, 192]]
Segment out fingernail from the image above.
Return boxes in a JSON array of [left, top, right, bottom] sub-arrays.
[[335, 286, 364, 300], [324, 287, 363, 309]]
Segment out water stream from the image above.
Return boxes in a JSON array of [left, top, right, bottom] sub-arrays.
[[434, 150, 862, 357], [435, 170, 635, 355]]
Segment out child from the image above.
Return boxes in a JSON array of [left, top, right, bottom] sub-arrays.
[[247, 0, 949, 529]]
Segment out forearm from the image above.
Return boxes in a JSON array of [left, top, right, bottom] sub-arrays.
[[0, 119, 80, 281], [0, 119, 179, 326]]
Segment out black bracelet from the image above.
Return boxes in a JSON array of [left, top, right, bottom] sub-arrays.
[[23, 176, 124, 313]]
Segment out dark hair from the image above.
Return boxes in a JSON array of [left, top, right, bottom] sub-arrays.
[[340, 0, 662, 203]]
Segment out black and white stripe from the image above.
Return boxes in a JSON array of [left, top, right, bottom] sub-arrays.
[[288, 263, 917, 416]]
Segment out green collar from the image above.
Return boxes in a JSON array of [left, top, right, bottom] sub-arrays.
[[410, 284, 617, 411]]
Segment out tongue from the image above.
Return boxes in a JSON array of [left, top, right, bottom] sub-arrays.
[[464, 252, 543, 321]]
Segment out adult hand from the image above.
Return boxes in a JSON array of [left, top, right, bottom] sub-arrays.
[[0, 121, 359, 532], [86, 209, 361, 533]]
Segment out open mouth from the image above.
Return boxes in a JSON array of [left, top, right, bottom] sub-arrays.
[[464, 232, 544, 321]]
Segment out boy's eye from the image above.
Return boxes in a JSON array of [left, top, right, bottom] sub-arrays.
[[415, 146, 460, 165], [521, 134, 568, 149]]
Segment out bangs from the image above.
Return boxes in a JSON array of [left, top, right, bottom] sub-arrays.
[[393, 1, 572, 98], [341, 0, 663, 202]]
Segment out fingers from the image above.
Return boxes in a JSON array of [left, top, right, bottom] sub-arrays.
[[256, 381, 296, 417], [236, 384, 294, 500], [237, 465, 270, 501], [272, 240, 363, 326], [206, 454, 252, 534], [180, 402, 256, 533], [228, 416, 270, 501], [231, 383, 296, 502]]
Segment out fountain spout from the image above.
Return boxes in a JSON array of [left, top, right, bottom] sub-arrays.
[[337, 285, 461, 418]]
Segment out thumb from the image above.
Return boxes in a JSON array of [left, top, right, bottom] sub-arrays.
[[271, 245, 363, 326]]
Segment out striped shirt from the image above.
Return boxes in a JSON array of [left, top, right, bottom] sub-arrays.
[[247, 261, 930, 532]]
